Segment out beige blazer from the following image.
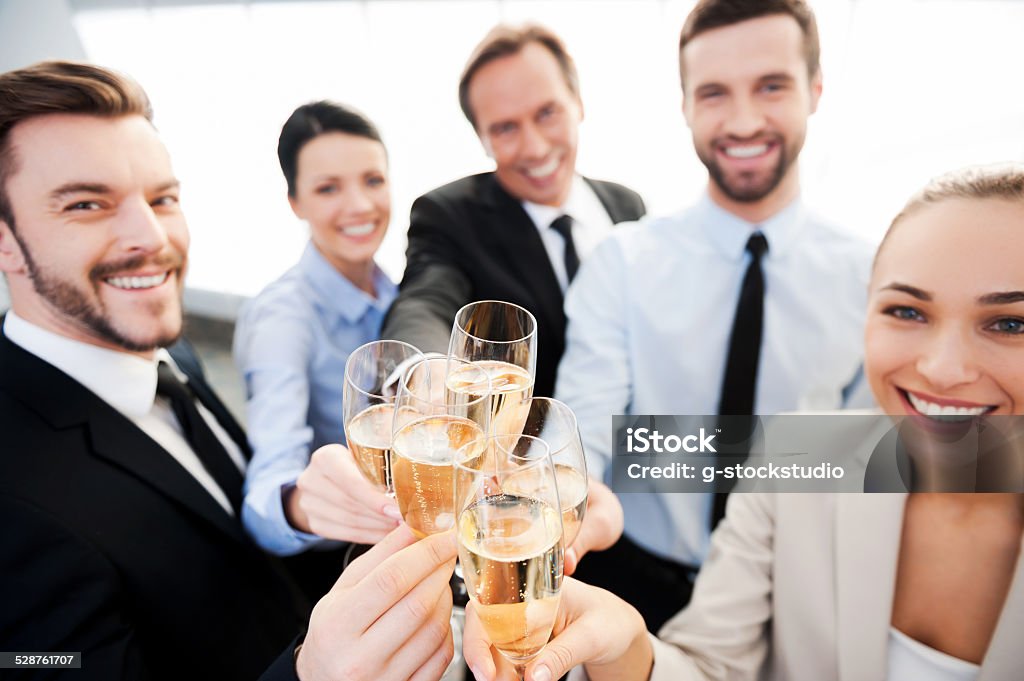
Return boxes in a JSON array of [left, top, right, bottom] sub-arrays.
[[635, 494, 1024, 680]]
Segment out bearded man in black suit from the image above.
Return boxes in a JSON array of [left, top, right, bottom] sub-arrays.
[[0, 61, 457, 681], [382, 23, 646, 398]]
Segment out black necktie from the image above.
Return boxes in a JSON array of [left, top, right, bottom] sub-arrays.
[[549, 214, 580, 283], [712, 232, 768, 528], [718, 232, 769, 416], [156, 361, 244, 513]]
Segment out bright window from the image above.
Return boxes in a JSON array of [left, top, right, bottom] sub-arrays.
[[72, 0, 1024, 296]]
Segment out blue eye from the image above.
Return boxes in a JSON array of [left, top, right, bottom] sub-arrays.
[[366, 175, 386, 188], [988, 317, 1024, 335], [66, 200, 101, 211], [315, 185, 338, 195], [884, 305, 924, 322]]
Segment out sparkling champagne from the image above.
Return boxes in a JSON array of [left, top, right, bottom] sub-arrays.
[[458, 494, 563, 661], [392, 416, 486, 537], [447, 361, 534, 437], [503, 464, 588, 546], [345, 403, 394, 490]]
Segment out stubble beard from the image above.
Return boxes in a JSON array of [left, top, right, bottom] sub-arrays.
[[699, 134, 799, 204], [17, 233, 184, 352]]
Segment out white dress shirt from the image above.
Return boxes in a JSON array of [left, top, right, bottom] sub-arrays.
[[3, 311, 245, 516], [887, 627, 980, 681], [522, 174, 615, 292], [555, 193, 875, 565]]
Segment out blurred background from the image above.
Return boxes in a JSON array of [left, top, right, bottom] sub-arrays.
[[2, 0, 1023, 312], [2, 0, 1023, 416]]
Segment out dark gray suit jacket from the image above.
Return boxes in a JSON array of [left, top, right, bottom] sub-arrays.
[[382, 172, 646, 397]]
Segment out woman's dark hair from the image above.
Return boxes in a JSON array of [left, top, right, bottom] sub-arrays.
[[277, 100, 383, 197]]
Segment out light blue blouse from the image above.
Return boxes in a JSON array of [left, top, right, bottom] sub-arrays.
[[235, 242, 397, 555]]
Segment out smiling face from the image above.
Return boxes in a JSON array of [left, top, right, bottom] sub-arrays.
[[865, 197, 1024, 420], [288, 132, 390, 278], [0, 113, 187, 355], [681, 14, 820, 220], [469, 41, 583, 208]]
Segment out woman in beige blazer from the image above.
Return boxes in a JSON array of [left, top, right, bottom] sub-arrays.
[[464, 166, 1024, 681]]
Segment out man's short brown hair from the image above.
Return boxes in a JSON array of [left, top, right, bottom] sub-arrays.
[[678, 0, 821, 90], [0, 60, 151, 229], [458, 23, 579, 131]]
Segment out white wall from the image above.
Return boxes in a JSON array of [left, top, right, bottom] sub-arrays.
[[0, 0, 86, 72], [4, 0, 1023, 302]]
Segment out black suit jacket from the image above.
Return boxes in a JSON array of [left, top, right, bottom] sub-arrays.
[[382, 172, 646, 398], [0, 329, 307, 681]]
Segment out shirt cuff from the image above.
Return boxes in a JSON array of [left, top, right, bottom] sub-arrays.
[[243, 472, 326, 556]]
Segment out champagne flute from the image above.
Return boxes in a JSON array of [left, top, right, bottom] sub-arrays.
[[391, 356, 491, 538], [455, 433, 564, 680], [343, 340, 423, 493], [506, 397, 589, 547], [448, 300, 537, 436]]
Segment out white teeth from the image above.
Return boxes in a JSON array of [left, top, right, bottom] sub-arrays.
[[342, 223, 375, 237], [724, 144, 769, 159], [106, 272, 170, 290], [906, 392, 990, 420], [525, 157, 560, 178]]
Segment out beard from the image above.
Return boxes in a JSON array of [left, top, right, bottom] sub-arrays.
[[697, 133, 800, 204], [16, 233, 185, 352]]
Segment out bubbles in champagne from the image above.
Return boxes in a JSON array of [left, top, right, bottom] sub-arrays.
[[392, 416, 486, 537], [503, 463, 589, 546], [345, 403, 394, 491], [458, 494, 563, 661], [447, 360, 534, 436]]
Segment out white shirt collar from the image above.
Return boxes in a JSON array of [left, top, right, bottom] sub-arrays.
[[694, 191, 807, 261], [3, 310, 167, 418], [521, 174, 599, 230]]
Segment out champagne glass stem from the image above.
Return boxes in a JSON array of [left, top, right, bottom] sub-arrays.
[[513, 662, 527, 681]]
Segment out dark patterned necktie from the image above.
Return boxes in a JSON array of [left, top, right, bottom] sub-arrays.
[[156, 361, 244, 513]]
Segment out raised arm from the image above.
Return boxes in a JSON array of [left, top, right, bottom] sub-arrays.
[[381, 192, 473, 352]]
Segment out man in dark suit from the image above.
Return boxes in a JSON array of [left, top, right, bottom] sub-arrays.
[[0, 61, 457, 681], [382, 23, 646, 398]]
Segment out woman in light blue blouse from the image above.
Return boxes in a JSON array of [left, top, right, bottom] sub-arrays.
[[235, 102, 402, 561]]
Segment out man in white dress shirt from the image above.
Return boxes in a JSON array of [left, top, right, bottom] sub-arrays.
[[0, 60, 457, 681], [556, 0, 874, 632]]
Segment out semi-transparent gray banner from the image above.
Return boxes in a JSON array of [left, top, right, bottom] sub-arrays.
[[610, 415, 1024, 493]]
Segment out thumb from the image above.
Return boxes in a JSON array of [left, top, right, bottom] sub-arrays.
[[525, 633, 589, 681], [463, 604, 497, 681]]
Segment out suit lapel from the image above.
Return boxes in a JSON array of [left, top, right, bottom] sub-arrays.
[[835, 493, 906, 681], [86, 402, 249, 544], [585, 176, 633, 223], [480, 174, 565, 331], [977, 534, 1024, 680], [0, 330, 248, 545]]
